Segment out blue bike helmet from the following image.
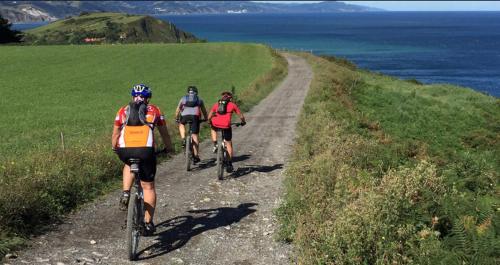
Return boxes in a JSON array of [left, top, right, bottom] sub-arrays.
[[131, 84, 152, 98]]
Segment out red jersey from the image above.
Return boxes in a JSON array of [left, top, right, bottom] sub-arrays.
[[210, 102, 241, 129], [114, 104, 166, 148]]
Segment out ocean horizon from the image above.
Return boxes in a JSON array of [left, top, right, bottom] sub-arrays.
[[13, 12, 500, 97], [158, 12, 500, 97]]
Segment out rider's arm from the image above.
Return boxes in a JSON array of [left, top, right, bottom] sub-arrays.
[[174, 99, 183, 120], [112, 109, 123, 149], [239, 113, 246, 123], [112, 125, 121, 149], [154, 106, 174, 152], [200, 101, 208, 120], [207, 103, 217, 121], [207, 112, 213, 124], [158, 125, 174, 152], [174, 106, 180, 120], [233, 103, 246, 123]]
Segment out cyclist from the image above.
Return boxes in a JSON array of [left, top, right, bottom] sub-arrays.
[[175, 86, 208, 163], [112, 84, 173, 236], [207, 91, 246, 173]]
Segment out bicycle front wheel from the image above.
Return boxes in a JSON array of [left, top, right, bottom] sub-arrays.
[[126, 188, 140, 261]]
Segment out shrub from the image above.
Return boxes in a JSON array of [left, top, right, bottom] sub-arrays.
[[278, 53, 499, 264]]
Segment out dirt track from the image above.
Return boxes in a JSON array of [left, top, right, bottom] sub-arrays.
[[10, 53, 312, 265]]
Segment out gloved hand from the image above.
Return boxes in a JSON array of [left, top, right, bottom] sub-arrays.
[[240, 120, 246, 126], [175, 118, 180, 123]]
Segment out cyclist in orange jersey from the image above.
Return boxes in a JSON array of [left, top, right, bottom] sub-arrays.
[[112, 84, 173, 236]]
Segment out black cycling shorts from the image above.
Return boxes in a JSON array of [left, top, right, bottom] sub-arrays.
[[212, 126, 232, 141], [116, 147, 157, 182], [180, 115, 200, 134]]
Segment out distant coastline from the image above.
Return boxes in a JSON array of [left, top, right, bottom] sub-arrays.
[[13, 11, 500, 97], [1, 1, 381, 23]]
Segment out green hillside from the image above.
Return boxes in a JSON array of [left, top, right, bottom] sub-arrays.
[[278, 54, 499, 264], [0, 43, 287, 254], [23, 12, 198, 44]]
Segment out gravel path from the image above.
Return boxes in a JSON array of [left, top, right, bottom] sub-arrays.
[[8, 53, 312, 265]]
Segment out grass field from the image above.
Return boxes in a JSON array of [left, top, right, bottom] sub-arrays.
[[278, 53, 499, 264], [1, 43, 273, 157], [0, 43, 287, 254]]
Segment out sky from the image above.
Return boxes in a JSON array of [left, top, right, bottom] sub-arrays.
[[256, 1, 500, 11]]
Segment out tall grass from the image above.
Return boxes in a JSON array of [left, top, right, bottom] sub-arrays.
[[278, 53, 499, 264], [0, 43, 287, 255]]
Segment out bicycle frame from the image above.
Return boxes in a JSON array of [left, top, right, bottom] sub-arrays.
[[215, 129, 228, 180], [126, 159, 145, 261], [215, 123, 243, 180], [184, 119, 205, 171]]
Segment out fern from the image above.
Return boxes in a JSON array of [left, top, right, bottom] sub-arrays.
[[444, 214, 499, 265], [448, 218, 469, 253], [476, 198, 494, 225]]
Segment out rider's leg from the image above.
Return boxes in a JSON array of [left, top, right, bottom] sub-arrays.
[[123, 164, 133, 191], [119, 164, 134, 210], [141, 181, 156, 223], [223, 128, 234, 160], [210, 127, 217, 142], [178, 123, 186, 140], [210, 127, 218, 152], [192, 133, 199, 156], [191, 118, 200, 158], [225, 140, 233, 160], [225, 140, 234, 172], [141, 158, 157, 224], [223, 128, 234, 172]]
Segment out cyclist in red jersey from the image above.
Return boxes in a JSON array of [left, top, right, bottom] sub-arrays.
[[207, 91, 246, 172], [112, 84, 173, 235]]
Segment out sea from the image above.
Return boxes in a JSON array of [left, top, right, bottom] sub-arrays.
[[14, 12, 500, 97]]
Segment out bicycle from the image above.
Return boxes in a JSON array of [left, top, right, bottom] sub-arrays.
[[214, 122, 243, 180], [184, 119, 206, 171], [126, 148, 166, 261]]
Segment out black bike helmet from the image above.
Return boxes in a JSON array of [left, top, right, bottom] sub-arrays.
[[221, 91, 233, 101], [187, 86, 198, 94]]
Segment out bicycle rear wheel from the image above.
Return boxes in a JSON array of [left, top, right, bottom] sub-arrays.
[[185, 134, 192, 171], [126, 187, 140, 261], [216, 134, 224, 180]]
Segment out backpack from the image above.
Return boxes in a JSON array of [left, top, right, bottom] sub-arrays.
[[124, 101, 151, 127], [121, 101, 154, 148], [184, 93, 199, 108], [217, 99, 229, 115]]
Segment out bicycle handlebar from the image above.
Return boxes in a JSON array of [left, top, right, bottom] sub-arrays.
[[175, 118, 207, 123], [231, 122, 246, 127]]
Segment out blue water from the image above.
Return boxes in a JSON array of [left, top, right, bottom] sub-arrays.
[[157, 12, 500, 97], [12, 22, 48, 31], [14, 12, 500, 97]]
